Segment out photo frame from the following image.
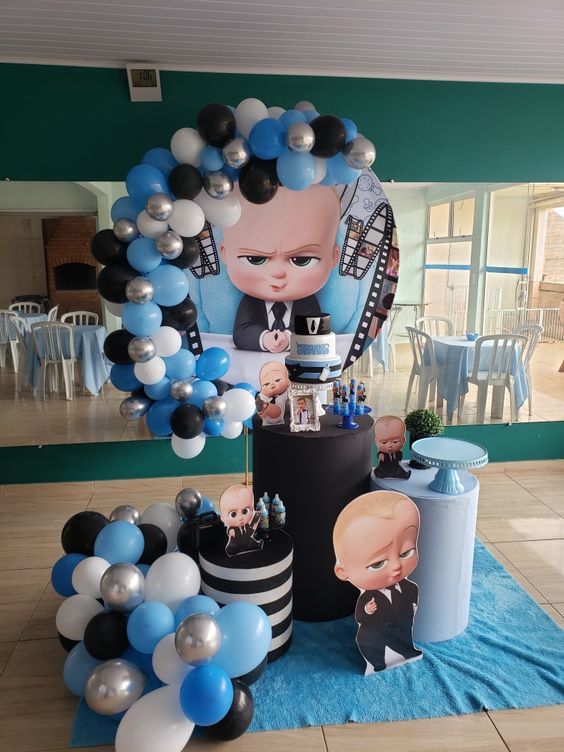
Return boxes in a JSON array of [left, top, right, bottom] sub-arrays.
[[289, 388, 320, 433]]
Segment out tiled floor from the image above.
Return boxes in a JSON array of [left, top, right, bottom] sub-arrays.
[[0, 463, 563, 751]]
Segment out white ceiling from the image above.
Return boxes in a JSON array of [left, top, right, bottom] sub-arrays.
[[1, 0, 564, 83]]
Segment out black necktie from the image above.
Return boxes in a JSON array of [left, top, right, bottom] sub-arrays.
[[386, 585, 400, 609], [271, 302, 287, 331]]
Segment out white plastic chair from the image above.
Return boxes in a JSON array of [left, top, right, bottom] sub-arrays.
[[514, 324, 543, 416], [31, 322, 76, 400], [12, 318, 29, 392], [416, 315, 454, 338], [386, 304, 402, 373], [0, 309, 19, 370], [405, 327, 441, 411], [9, 301, 41, 314], [47, 305, 59, 322], [459, 334, 527, 424], [61, 310, 99, 326]]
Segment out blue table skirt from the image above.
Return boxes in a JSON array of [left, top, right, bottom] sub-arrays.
[[371, 317, 389, 370], [7, 313, 47, 339]]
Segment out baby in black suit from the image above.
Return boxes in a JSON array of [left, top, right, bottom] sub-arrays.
[[219, 484, 263, 558]]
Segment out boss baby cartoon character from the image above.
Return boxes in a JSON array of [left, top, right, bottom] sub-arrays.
[[333, 490, 422, 675], [256, 361, 290, 426], [219, 483, 263, 557], [374, 415, 411, 480], [221, 185, 341, 353]]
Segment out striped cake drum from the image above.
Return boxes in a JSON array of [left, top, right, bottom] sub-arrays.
[[198, 527, 293, 662]]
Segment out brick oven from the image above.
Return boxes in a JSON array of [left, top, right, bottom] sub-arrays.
[[43, 215, 102, 318]]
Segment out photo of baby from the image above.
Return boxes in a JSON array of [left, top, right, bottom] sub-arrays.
[[289, 390, 318, 432]]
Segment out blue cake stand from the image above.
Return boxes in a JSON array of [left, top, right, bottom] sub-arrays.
[[410, 437, 489, 495]]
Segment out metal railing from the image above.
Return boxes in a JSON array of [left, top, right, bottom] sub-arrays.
[[484, 307, 564, 342]]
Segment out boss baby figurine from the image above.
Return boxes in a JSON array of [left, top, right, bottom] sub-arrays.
[[374, 415, 411, 480], [334, 490, 422, 675], [255, 360, 290, 426], [219, 484, 263, 557]]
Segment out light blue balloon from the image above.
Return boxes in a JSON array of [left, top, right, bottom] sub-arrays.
[[279, 109, 307, 129], [200, 145, 224, 172], [127, 237, 162, 274], [276, 148, 316, 191], [146, 396, 177, 436], [190, 379, 217, 408], [94, 520, 144, 565], [326, 153, 361, 185], [320, 171, 337, 186], [249, 118, 286, 160], [145, 376, 171, 401], [303, 109, 320, 123], [125, 164, 170, 206], [148, 265, 190, 307], [223, 164, 240, 183], [179, 664, 233, 726], [234, 382, 255, 394], [203, 418, 223, 437], [111, 196, 139, 223], [196, 347, 230, 381], [142, 147, 178, 177], [164, 349, 196, 380], [175, 595, 220, 627], [63, 641, 102, 696], [122, 302, 162, 337], [243, 417, 254, 430], [127, 602, 175, 654], [110, 363, 143, 392], [137, 563, 150, 576], [214, 602, 272, 678], [341, 117, 358, 142], [51, 553, 87, 597], [197, 496, 217, 516]]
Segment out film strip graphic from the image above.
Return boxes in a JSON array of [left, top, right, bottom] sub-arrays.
[[339, 201, 393, 280], [189, 222, 220, 279]]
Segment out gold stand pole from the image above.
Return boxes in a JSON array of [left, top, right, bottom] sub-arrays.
[[244, 426, 250, 487]]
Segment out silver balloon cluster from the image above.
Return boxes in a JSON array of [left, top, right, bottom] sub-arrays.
[[286, 122, 315, 153], [110, 504, 141, 525], [174, 487, 202, 519], [100, 562, 145, 612], [343, 136, 377, 170], [202, 396, 227, 419], [175, 613, 222, 665], [203, 172, 233, 200], [170, 380, 193, 401], [119, 395, 152, 420], [222, 137, 251, 169], [156, 230, 183, 260], [128, 336, 156, 363], [126, 277, 154, 305], [146, 192, 174, 221], [85, 659, 146, 715], [113, 218, 139, 243]]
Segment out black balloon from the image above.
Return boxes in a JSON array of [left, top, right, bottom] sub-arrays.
[[168, 237, 200, 269], [83, 611, 129, 660], [58, 632, 79, 653], [177, 512, 221, 558], [197, 102, 236, 147], [103, 329, 134, 365], [206, 680, 254, 741], [97, 263, 137, 304], [138, 523, 168, 565], [160, 297, 198, 332], [61, 511, 109, 556], [91, 229, 127, 266], [239, 157, 279, 205], [168, 164, 203, 200], [212, 379, 231, 396], [170, 404, 204, 439], [310, 115, 347, 158], [235, 655, 267, 686]]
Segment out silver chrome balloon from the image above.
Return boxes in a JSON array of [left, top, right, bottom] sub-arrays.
[[175, 487, 202, 519], [286, 122, 315, 153], [222, 137, 250, 169], [170, 380, 193, 401], [100, 562, 145, 613], [109, 504, 141, 525], [156, 230, 183, 260], [146, 192, 174, 221], [343, 136, 376, 170], [113, 218, 139, 243], [295, 100, 315, 112], [85, 659, 146, 715], [126, 276, 154, 305], [175, 613, 222, 665], [202, 396, 227, 419], [127, 336, 156, 363], [203, 171, 234, 200], [119, 396, 152, 421]]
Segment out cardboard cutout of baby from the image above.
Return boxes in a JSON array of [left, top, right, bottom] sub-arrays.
[[219, 483, 263, 557], [374, 415, 411, 480], [255, 360, 290, 426], [333, 490, 422, 675]]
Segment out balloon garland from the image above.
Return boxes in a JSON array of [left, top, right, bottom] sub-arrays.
[[92, 98, 377, 460]]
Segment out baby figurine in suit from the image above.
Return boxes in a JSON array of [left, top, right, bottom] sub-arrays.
[[333, 490, 422, 675], [256, 360, 290, 426], [219, 484, 263, 557]]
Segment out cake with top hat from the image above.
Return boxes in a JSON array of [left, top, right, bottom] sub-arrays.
[[285, 313, 342, 384]]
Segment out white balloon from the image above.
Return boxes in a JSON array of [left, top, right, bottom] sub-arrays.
[[223, 388, 256, 422], [170, 127, 205, 167], [313, 157, 328, 184], [171, 432, 206, 460], [235, 97, 269, 139], [295, 100, 315, 111], [71, 556, 110, 599], [268, 106, 285, 119], [151, 326, 182, 358], [115, 684, 194, 752], [152, 633, 194, 685], [144, 552, 201, 612], [104, 299, 123, 317], [221, 421, 243, 439], [134, 356, 166, 386], [193, 189, 241, 229], [141, 502, 182, 553], [137, 210, 168, 239], [55, 594, 104, 641], [169, 200, 205, 238]]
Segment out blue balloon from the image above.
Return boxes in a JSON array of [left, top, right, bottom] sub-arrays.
[[127, 237, 162, 274], [51, 553, 86, 597], [148, 265, 190, 307], [110, 363, 143, 392], [125, 164, 170, 206], [190, 379, 217, 408], [164, 349, 196, 380], [279, 109, 307, 128], [196, 347, 230, 381], [142, 147, 178, 177], [146, 397, 177, 436], [341, 117, 358, 142], [111, 196, 139, 223], [222, 164, 240, 182], [63, 642, 102, 696], [249, 118, 286, 160], [94, 520, 144, 565], [137, 563, 150, 577], [175, 595, 220, 627], [203, 418, 223, 437], [122, 301, 162, 337], [243, 417, 254, 430], [303, 109, 320, 123], [320, 170, 337, 186], [179, 664, 233, 726], [145, 376, 171, 401], [276, 148, 316, 190], [200, 145, 224, 172], [326, 153, 361, 185], [197, 496, 217, 516], [214, 602, 272, 678], [234, 382, 255, 395], [127, 602, 175, 654]]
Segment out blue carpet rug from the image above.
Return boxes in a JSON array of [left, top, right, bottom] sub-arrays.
[[71, 541, 564, 746]]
